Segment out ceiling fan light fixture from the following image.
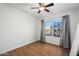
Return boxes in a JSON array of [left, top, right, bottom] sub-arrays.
[[39, 7, 45, 11], [31, 3, 54, 13]]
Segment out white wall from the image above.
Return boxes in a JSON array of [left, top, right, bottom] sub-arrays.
[[0, 4, 39, 54], [42, 9, 79, 45], [38, 20, 41, 41]]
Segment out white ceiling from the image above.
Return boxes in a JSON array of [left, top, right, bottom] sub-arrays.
[[3, 3, 79, 18]]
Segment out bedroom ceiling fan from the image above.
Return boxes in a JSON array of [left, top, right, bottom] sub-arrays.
[[31, 3, 54, 13]]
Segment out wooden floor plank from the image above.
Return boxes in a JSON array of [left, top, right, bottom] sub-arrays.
[[0, 41, 65, 56]]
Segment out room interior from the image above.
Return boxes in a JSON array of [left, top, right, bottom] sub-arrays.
[[0, 3, 79, 56]]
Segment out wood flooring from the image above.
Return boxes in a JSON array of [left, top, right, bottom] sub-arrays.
[[0, 41, 66, 56]]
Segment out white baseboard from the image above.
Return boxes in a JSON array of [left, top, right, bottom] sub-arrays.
[[0, 40, 37, 54]]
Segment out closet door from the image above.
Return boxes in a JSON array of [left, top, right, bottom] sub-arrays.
[[70, 23, 79, 56]]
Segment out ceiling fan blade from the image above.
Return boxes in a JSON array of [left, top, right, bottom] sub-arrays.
[[39, 3, 42, 6], [45, 3, 54, 7], [38, 10, 41, 13], [44, 9, 50, 12], [31, 7, 39, 9]]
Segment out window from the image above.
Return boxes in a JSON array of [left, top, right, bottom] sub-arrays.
[[44, 17, 63, 37]]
